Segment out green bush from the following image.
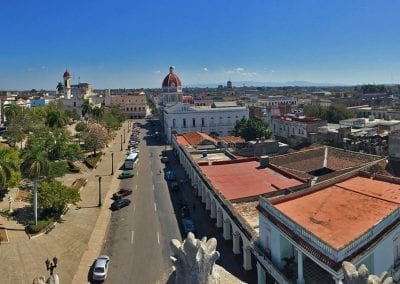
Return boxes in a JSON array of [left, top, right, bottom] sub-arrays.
[[84, 152, 102, 168], [27, 219, 53, 234], [48, 161, 70, 178]]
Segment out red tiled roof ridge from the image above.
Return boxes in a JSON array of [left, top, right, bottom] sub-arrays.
[[181, 131, 217, 146]]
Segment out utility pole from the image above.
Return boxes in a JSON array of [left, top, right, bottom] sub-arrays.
[[120, 134, 123, 151], [98, 176, 102, 207], [111, 152, 114, 175]]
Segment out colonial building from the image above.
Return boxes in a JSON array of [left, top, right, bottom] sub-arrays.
[[104, 90, 147, 119], [159, 67, 249, 142], [271, 114, 327, 146]]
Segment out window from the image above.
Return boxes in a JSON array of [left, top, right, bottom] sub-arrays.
[[183, 118, 187, 128], [201, 118, 205, 127], [192, 118, 196, 127]]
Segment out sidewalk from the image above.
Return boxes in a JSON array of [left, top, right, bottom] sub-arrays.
[[0, 121, 131, 284]]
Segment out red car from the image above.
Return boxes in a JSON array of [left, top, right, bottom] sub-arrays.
[[112, 188, 133, 200]]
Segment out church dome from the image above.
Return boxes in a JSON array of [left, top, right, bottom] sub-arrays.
[[63, 69, 71, 78], [162, 66, 181, 88]]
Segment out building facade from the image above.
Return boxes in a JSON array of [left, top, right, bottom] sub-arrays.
[[104, 90, 147, 118]]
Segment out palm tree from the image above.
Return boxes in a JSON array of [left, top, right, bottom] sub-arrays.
[[46, 109, 68, 128], [91, 106, 104, 122], [0, 147, 20, 193], [4, 104, 23, 123], [21, 143, 50, 224], [81, 99, 92, 119], [56, 82, 64, 95]]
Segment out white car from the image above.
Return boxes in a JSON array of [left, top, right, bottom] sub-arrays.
[[92, 255, 110, 281]]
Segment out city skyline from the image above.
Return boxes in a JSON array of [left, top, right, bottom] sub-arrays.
[[1, 0, 400, 90]]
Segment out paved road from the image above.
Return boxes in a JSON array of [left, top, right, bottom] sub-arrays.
[[102, 120, 181, 284]]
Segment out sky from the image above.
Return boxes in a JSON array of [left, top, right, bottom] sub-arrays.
[[0, 0, 400, 90]]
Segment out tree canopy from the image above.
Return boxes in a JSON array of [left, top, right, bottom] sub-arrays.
[[36, 180, 80, 214], [233, 117, 271, 141], [303, 104, 353, 123], [82, 122, 108, 155], [0, 146, 21, 189]]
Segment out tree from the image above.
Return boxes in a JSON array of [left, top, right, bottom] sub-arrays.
[[75, 121, 87, 132], [82, 123, 108, 155], [81, 99, 92, 119], [91, 106, 104, 122], [303, 103, 353, 123], [233, 117, 271, 141], [36, 180, 80, 215], [21, 142, 50, 224], [0, 146, 21, 193], [100, 112, 119, 132], [209, 131, 219, 138], [46, 109, 69, 128], [56, 82, 64, 94]]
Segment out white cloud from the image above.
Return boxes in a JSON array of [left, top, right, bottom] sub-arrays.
[[225, 67, 256, 77], [203, 67, 208, 72], [154, 70, 161, 74]]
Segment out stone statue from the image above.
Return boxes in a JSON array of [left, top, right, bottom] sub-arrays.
[[342, 261, 393, 284], [170, 232, 220, 284]]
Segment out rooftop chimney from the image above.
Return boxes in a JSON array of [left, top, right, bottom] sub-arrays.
[[260, 155, 269, 168]]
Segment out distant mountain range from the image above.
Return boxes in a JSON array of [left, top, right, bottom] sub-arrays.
[[185, 80, 348, 88]]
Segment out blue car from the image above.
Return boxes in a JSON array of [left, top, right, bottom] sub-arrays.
[[165, 170, 176, 181]]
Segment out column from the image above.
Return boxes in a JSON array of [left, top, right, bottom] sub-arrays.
[[201, 187, 206, 203], [216, 208, 223, 228], [197, 185, 202, 197], [233, 231, 241, 254], [243, 246, 253, 271], [257, 262, 266, 284], [205, 193, 211, 211], [297, 250, 305, 284], [223, 219, 231, 240], [210, 199, 216, 219]]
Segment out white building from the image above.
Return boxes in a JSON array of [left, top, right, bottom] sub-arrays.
[[256, 173, 400, 283], [159, 67, 249, 142]]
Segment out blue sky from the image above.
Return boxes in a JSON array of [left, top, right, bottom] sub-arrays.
[[0, 0, 399, 90]]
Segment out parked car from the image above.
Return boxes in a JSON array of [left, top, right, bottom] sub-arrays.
[[118, 171, 134, 179], [165, 170, 176, 181], [182, 217, 196, 235], [111, 198, 131, 210], [112, 188, 133, 200], [92, 255, 110, 281], [181, 205, 190, 218], [161, 156, 169, 163]]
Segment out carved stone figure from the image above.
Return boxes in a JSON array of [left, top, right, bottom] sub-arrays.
[[170, 232, 220, 284], [342, 261, 393, 284]]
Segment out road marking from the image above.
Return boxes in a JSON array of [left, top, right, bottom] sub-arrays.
[[131, 231, 134, 244], [152, 184, 155, 191], [135, 185, 138, 191], [154, 202, 157, 211], [157, 232, 160, 244]]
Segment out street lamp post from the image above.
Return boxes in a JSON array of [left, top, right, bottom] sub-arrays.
[[120, 134, 123, 151], [111, 152, 114, 175], [98, 176, 102, 207], [123, 129, 126, 143], [45, 257, 58, 275]]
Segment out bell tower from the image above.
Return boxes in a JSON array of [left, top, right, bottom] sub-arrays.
[[63, 69, 72, 99]]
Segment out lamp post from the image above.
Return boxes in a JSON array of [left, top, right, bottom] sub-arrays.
[[45, 257, 58, 275], [120, 134, 123, 151], [123, 129, 126, 143], [111, 152, 114, 175], [98, 176, 102, 207]]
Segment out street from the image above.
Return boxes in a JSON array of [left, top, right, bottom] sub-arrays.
[[102, 119, 256, 284], [102, 120, 182, 284]]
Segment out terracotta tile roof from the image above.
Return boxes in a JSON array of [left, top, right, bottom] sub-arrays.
[[199, 160, 304, 201], [218, 136, 245, 143], [176, 132, 217, 147], [270, 146, 382, 180], [274, 176, 400, 250]]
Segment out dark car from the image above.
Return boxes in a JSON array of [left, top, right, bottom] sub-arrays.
[[181, 206, 190, 218], [171, 181, 179, 191], [112, 188, 133, 200], [165, 170, 176, 181], [110, 198, 131, 210], [182, 217, 196, 235]]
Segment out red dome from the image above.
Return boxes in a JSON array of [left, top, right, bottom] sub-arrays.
[[63, 69, 71, 78], [162, 66, 181, 88]]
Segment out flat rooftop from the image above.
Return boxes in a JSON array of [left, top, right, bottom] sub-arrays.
[[274, 176, 400, 250], [191, 152, 232, 163], [199, 159, 304, 201], [232, 201, 260, 234]]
